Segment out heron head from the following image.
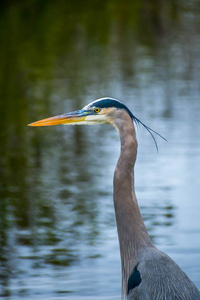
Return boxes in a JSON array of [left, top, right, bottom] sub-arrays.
[[28, 97, 131, 127], [28, 97, 166, 150]]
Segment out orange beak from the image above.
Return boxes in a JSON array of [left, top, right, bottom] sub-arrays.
[[28, 110, 88, 127]]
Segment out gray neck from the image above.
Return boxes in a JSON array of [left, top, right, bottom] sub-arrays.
[[113, 111, 153, 296]]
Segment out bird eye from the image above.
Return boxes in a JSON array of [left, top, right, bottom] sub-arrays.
[[94, 108, 101, 113]]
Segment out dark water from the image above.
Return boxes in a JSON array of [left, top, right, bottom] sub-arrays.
[[0, 1, 200, 299]]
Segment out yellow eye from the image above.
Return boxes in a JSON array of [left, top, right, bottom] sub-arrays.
[[94, 108, 101, 113]]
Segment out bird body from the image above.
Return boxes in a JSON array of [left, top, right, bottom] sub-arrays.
[[129, 248, 200, 300], [112, 109, 200, 299], [29, 98, 200, 300]]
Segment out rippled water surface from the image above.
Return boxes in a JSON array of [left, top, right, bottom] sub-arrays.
[[0, 1, 200, 299]]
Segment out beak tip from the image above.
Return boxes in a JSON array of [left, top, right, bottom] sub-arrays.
[[28, 122, 43, 127], [28, 122, 36, 127]]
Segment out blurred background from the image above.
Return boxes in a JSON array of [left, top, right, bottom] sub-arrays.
[[0, 0, 200, 299]]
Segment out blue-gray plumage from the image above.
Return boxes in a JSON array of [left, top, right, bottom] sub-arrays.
[[29, 97, 200, 300]]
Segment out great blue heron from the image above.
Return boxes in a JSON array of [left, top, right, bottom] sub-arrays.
[[29, 97, 200, 299]]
